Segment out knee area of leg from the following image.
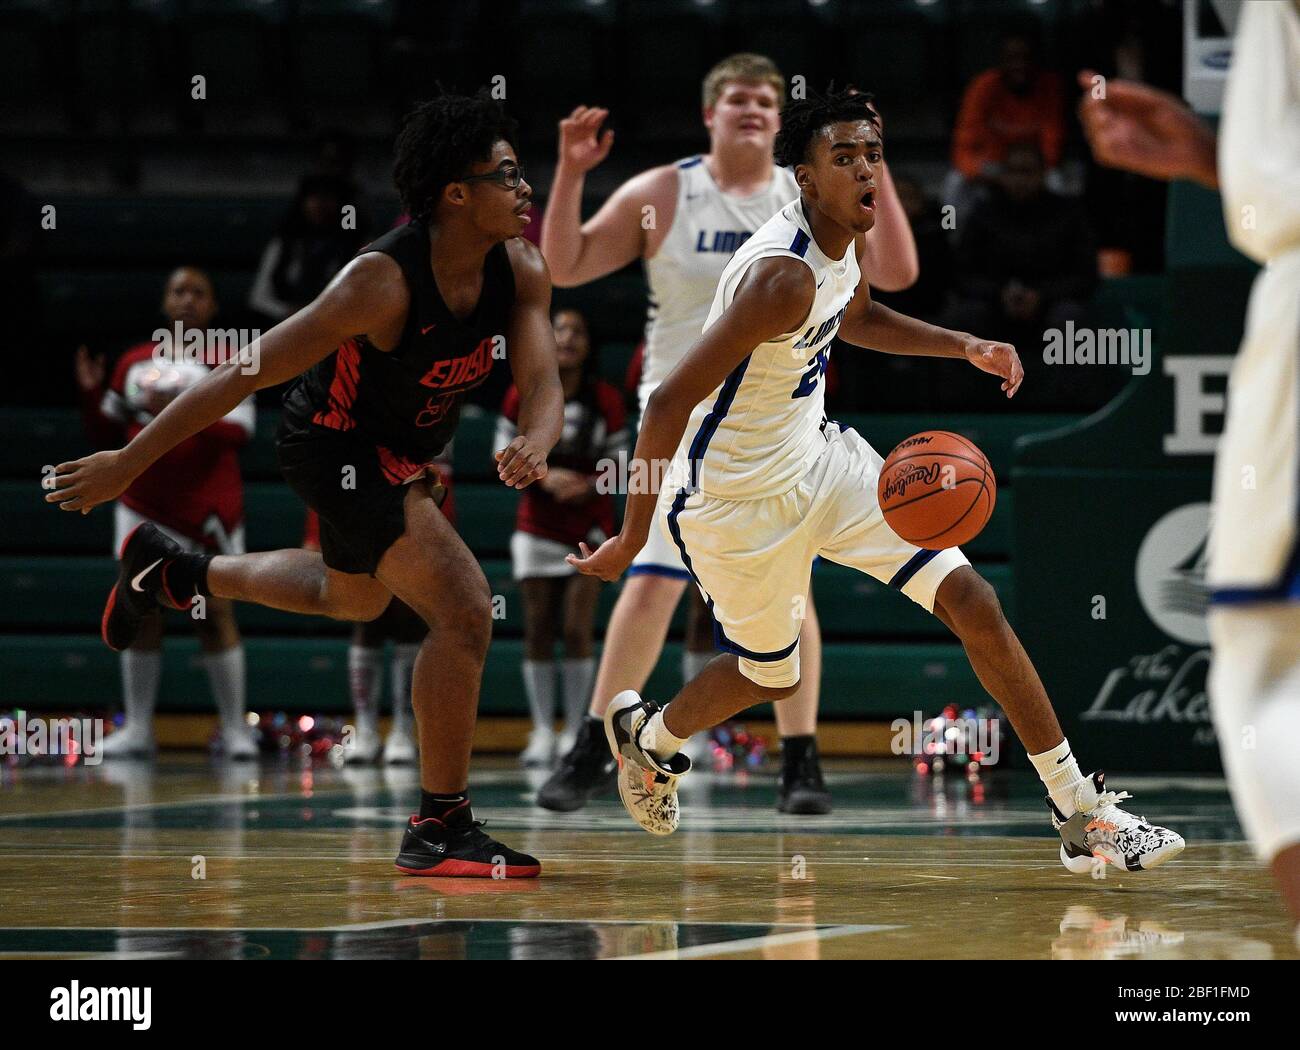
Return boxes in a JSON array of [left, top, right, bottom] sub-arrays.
[[761, 681, 800, 704], [945, 574, 1004, 631]]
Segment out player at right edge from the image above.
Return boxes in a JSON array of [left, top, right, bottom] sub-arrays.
[[569, 88, 1185, 876]]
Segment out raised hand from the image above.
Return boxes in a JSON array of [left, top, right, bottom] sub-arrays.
[[73, 345, 106, 392], [557, 105, 615, 175]]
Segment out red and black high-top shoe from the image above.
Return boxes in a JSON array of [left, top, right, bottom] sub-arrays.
[[394, 800, 541, 878], [102, 523, 191, 651]]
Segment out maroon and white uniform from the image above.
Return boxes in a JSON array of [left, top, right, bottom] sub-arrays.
[[497, 378, 629, 579], [86, 341, 254, 554]]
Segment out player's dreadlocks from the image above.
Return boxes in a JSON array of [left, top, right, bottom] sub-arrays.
[[393, 91, 519, 224], [774, 86, 880, 169]]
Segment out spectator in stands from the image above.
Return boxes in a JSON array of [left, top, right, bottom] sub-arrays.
[[947, 27, 1066, 215], [301, 444, 455, 766], [248, 174, 366, 325], [75, 267, 257, 758], [498, 308, 629, 766], [943, 143, 1098, 409]]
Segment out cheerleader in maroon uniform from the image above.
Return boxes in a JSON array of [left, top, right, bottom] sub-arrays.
[[498, 308, 629, 765]]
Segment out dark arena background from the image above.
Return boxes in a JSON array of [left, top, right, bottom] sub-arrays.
[[1, 0, 1296, 987]]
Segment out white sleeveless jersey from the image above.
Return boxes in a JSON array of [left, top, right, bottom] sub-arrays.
[[640, 157, 799, 410], [667, 199, 860, 501], [1219, 0, 1300, 266]]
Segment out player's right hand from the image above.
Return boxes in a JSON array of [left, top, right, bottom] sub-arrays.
[[557, 106, 614, 174], [43, 449, 132, 514]]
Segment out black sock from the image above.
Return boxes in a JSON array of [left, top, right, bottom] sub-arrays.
[[419, 790, 469, 821], [161, 553, 213, 607]]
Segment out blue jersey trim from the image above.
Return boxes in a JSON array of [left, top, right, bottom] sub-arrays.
[[686, 354, 751, 490], [888, 548, 941, 590], [789, 229, 810, 257], [627, 564, 692, 580], [678, 156, 703, 169]]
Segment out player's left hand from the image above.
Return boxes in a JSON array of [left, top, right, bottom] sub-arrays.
[[963, 337, 1023, 398], [495, 435, 549, 489], [565, 532, 640, 582]]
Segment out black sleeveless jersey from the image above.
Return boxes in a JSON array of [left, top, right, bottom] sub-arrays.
[[283, 221, 515, 460]]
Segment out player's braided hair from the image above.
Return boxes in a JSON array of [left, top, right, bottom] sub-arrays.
[[773, 86, 880, 169], [393, 90, 519, 224]]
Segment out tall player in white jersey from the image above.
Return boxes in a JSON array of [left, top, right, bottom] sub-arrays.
[[571, 88, 1185, 876], [1080, 0, 1300, 935], [539, 54, 920, 815]]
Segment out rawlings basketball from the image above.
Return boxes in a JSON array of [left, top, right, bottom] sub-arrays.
[[877, 431, 996, 550]]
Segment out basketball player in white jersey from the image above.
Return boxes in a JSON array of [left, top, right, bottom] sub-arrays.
[[571, 88, 1184, 876], [1079, 0, 1300, 933], [538, 54, 920, 814]]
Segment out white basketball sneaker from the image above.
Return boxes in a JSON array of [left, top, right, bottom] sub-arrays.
[[519, 726, 557, 768], [382, 728, 417, 765], [101, 723, 155, 758], [1048, 771, 1185, 873], [343, 724, 382, 765], [603, 690, 691, 837], [220, 725, 259, 761]]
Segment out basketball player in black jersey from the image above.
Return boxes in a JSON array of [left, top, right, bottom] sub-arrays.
[[45, 93, 564, 878]]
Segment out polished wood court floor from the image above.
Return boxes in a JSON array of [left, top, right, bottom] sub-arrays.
[[0, 755, 1294, 960]]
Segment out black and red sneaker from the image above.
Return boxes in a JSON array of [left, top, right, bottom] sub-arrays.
[[394, 802, 541, 878], [102, 523, 189, 651]]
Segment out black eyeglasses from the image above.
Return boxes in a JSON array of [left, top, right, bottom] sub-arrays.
[[460, 164, 526, 190]]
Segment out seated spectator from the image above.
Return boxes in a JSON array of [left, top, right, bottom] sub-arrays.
[[946, 28, 1066, 216], [74, 267, 257, 758], [249, 174, 367, 325], [943, 143, 1102, 410], [497, 308, 629, 767]]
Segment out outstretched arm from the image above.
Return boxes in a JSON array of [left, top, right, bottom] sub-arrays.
[[1076, 71, 1218, 188], [839, 249, 1023, 398], [540, 106, 674, 287], [45, 252, 408, 513], [567, 257, 815, 581], [495, 239, 565, 489]]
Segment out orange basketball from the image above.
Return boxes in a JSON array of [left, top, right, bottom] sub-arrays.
[[877, 431, 996, 550]]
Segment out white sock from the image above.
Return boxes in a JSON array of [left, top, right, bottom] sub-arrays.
[[202, 646, 247, 733], [560, 657, 595, 733], [1029, 737, 1088, 818], [348, 645, 382, 735], [119, 648, 161, 736], [640, 708, 688, 763], [522, 659, 557, 733], [681, 649, 713, 685], [389, 643, 419, 735]]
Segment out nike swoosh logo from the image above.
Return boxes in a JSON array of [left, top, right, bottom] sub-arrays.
[[1056, 751, 1072, 764], [421, 324, 436, 335], [817, 276, 826, 288], [131, 558, 163, 592]]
